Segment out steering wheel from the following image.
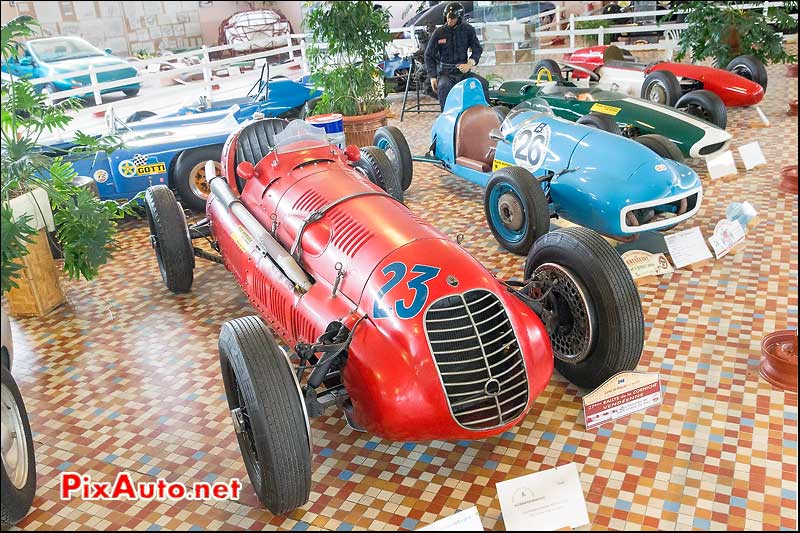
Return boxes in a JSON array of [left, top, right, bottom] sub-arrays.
[[561, 61, 601, 82]]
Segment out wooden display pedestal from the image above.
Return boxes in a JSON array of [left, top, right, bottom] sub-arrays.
[[6, 229, 65, 317]]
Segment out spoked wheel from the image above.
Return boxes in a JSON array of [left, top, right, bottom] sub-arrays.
[[145, 185, 194, 294], [524, 227, 644, 389], [1, 366, 36, 526], [641, 70, 681, 106], [484, 166, 550, 255], [218, 316, 312, 515]]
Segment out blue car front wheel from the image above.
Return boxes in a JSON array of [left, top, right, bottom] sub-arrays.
[[484, 166, 550, 255]]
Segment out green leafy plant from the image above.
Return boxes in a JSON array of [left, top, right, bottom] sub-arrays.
[[576, 19, 612, 46], [1, 16, 138, 294], [671, 1, 797, 67], [305, 1, 392, 116]]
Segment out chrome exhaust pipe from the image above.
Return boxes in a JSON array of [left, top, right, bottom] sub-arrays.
[[205, 160, 313, 292]]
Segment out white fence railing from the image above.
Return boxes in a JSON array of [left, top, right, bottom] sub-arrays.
[[16, 1, 797, 104], [22, 35, 303, 106]]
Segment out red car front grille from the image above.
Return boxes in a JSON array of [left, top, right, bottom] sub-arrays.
[[424, 290, 528, 430]]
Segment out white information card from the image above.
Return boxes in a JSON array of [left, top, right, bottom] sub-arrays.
[[664, 226, 713, 269], [738, 141, 767, 170], [496, 462, 589, 531], [708, 219, 746, 259], [418, 507, 484, 531], [706, 150, 738, 180]]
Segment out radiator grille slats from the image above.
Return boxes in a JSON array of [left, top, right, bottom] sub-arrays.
[[424, 289, 528, 430]]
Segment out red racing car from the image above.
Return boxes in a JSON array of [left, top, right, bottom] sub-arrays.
[[144, 118, 644, 514], [567, 45, 766, 108]]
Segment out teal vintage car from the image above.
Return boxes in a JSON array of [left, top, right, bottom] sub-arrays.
[[1, 36, 140, 99], [489, 61, 731, 160]]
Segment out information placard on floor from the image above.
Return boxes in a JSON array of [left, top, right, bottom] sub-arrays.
[[418, 506, 483, 531], [583, 371, 662, 430], [664, 227, 713, 269], [496, 463, 589, 531]]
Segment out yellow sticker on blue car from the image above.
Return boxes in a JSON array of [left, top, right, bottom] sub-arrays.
[[493, 159, 512, 171], [590, 103, 621, 116], [118, 154, 166, 178]]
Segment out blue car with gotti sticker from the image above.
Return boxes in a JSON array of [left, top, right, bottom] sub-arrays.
[[374, 78, 703, 255], [42, 75, 321, 212]]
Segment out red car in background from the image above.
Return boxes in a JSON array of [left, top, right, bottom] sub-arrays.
[[567, 44, 766, 108]]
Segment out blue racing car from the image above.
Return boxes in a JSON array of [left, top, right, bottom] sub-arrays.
[[43, 72, 320, 211], [374, 78, 703, 254]]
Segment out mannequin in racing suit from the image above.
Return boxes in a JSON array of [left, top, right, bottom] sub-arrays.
[[424, 2, 490, 111]]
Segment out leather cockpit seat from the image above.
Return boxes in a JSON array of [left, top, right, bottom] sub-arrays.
[[455, 106, 503, 172], [235, 118, 289, 168]]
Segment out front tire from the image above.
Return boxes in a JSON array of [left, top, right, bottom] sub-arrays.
[[641, 70, 681, 106], [634, 134, 685, 162], [352, 146, 404, 202], [1, 366, 36, 526], [532, 59, 564, 83], [675, 90, 727, 129], [484, 166, 550, 255], [524, 227, 644, 389], [373, 126, 413, 191], [219, 316, 312, 515], [726, 55, 768, 90], [173, 146, 224, 211], [145, 185, 194, 294], [577, 112, 622, 135]]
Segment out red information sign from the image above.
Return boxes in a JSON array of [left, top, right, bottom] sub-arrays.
[[583, 372, 662, 430]]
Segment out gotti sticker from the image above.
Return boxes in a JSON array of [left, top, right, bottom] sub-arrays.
[[511, 122, 551, 172], [93, 169, 109, 183], [590, 103, 621, 116], [118, 155, 167, 178]]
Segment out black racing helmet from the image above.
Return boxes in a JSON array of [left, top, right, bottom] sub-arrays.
[[444, 2, 465, 22]]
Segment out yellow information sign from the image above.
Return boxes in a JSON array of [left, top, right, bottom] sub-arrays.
[[492, 159, 512, 171], [590, 103, 622, 116]]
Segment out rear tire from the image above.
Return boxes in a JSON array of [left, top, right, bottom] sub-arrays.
[[173, 145, 223, 211], [373, 126, 413, 191], [145, 185, 194, 294], [532, 59, 564, 83], [524, 227, 644, 389], [0, 366, 36, 526], [641, 70, 681, 106], [634, 134, 684, 162], [352, 146, 404, 202], [218, 316, 311, 515], [726, 55, 768, 90], [577, 112, 622, 135], [484, 166, 550, 255], [675, 90, 727, 129], [123, 87, 140, 97]]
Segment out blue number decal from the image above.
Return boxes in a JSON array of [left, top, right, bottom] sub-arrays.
[[396, 265, 441, 319], [372, 262, 407, 318], [372, 263, 441, 319]]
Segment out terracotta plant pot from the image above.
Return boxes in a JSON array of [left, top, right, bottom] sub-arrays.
[[760, 330, 798, 392], [788, 63, 798, 78], [780, 165, 798, 195], [342, 108, 389, 148], [789, 99, 798, 116]]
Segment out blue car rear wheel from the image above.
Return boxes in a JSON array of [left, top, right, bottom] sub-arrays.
[[484, 166, 550, 255]]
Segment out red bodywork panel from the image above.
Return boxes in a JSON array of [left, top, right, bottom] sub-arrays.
[[567, 45, 764, 106], [208, 127, 553, 441]]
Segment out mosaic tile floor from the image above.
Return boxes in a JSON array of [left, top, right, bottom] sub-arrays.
[[4, 57, 797, 531]]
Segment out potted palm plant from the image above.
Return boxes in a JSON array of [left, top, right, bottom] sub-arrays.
[[2, 16, 136, 311], [305, 1, 392, 147], [672, 1, 797, 70]]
